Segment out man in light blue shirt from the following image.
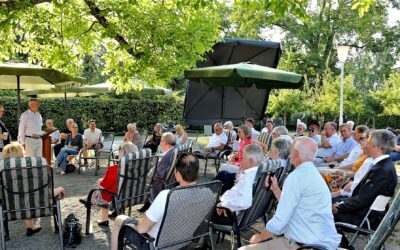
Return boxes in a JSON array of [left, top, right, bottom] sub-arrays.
[[323, 123, 358, 164], [239, 137, 341, 250]]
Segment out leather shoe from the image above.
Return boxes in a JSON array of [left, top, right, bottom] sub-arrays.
[[97, 220, 109, 227], [137, 201, 151, 213], [26, 227, 42, 236]]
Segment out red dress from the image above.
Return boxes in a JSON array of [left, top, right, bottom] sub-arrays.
[[99, 164, 118, 202]]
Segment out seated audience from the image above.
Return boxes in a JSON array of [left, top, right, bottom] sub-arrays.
[[261, 119, 273, 134], [54, 123, 83, 174], [255, 137, 291, 177], [272, 126, 293, 144], [218, 125, 266, 174], [293, 120, 306, 138], [194, 123, 228, 158], [212, 144, 264, 225], [137, 132, 176, 213], [245, 118, 260, 140], [82, 119, 103, 163], [334, 125, 369, 168], [239, 137, 341, 250], [308, 124, 321, 144], [0, 104, 10, 160], [46, 119, 61, 160], [1, 143, 65, 237], [79, 142, 137, 227], [111, 152, 199, 250], [54, 118, 74, 157], [123, 123, 141, 148], [389, 132, 400, 162], [333, 130, 397, 248], [315, 121, 341, 162], [320, 123, 357, 165], [175, 124, 189, 146], [223, 121, 237, 146], [143, 123, 163, 153]]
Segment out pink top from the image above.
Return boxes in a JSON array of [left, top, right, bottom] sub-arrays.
[[232, 138, 252, 166]]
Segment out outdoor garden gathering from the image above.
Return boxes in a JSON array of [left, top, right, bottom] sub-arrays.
[[1, 0, 400, 249]]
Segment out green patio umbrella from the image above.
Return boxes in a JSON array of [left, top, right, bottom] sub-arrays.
[[184, 62, 303, 89], [183, 62, 303, 125], [21, 82, 172, 98], [0, 62, 85, 117]]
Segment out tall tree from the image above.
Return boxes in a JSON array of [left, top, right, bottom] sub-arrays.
[[0, 0, 222, 89]]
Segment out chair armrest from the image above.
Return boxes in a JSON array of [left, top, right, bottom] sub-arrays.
[[86, 188, 116, 206], [123, 224, 155, 243], [335, 222, 375, 235]]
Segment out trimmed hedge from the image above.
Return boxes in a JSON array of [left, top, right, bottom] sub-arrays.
[[0, 96, 184, 139]]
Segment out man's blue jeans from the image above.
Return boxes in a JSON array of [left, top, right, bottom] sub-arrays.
[[56, 147, 79, 171]]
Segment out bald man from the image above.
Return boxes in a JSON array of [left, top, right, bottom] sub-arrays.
[[240, 137, 341, 250]]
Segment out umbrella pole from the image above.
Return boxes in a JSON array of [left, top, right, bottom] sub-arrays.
[[17, 75, 21, 119]]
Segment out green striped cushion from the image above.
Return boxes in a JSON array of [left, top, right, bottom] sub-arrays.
[[0, 164, 52, 221], [117, 148, 152, 192], [177, 140, 192, 152], [0, 157, 48, 170]]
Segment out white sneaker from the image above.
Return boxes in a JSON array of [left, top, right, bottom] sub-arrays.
[[61, 171, 66, 175]]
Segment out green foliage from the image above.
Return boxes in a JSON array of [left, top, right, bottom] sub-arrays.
[[372, 72, 400, 115], [0, 0, 222, 89], [0, 96, 184, 138]]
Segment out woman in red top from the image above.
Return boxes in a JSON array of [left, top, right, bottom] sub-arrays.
[[96, 142, 137, 226], [219, 125, 266, 174]]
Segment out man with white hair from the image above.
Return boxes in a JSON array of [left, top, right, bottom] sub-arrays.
[[240, 137, 341, 250], [316, 122, 341, 160], [212, 144, 264, 225], [272, 126, 293, 144], [294, 120, 306, 138], [223, 121, 237, 146], [54, 118, 74, 157]]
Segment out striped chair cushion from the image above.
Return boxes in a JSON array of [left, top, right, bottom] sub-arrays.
[[117, 148, 155, 209], [177, 140, 192, 152], [0, 157, 48, 170], [254, 159, 282, 181], [0, 164, 52, 221], [257, 132, 273, 151], [117, 148, 152, 193]]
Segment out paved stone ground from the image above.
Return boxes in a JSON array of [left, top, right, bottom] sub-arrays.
[[3, 138, 400, 249]]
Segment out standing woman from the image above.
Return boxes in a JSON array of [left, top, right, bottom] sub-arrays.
[[143, 123, 163, 153], [0, 104, 11, 159]]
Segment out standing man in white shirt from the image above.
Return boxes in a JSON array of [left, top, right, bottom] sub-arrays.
[[18, 98, 43, 157], [240, 137, 341, 250], [82, 119, 103, 161], [212, 144, 264, 225]]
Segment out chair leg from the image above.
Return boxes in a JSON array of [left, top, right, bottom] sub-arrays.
[[209, 226, 216, 250], [85, 197, 92, 235], [0, 207, 6, 250], [56, 200, 64, 250], [204, 158, 209, 176], [236, 230, 242, 248]]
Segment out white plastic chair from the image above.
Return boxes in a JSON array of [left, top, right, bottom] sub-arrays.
[[336, 195, 390, 246]]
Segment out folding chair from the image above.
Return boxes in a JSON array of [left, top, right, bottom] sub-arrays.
[[77, 132, 115, 175], [214, 168, 285, 249], [151, 148, 180, 197], [118, 181, 222, 250], [335, 195, 391, 247], [0, 163, 63, 250], [364, 189, 400, 250], [83, 148, 156, 234]]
